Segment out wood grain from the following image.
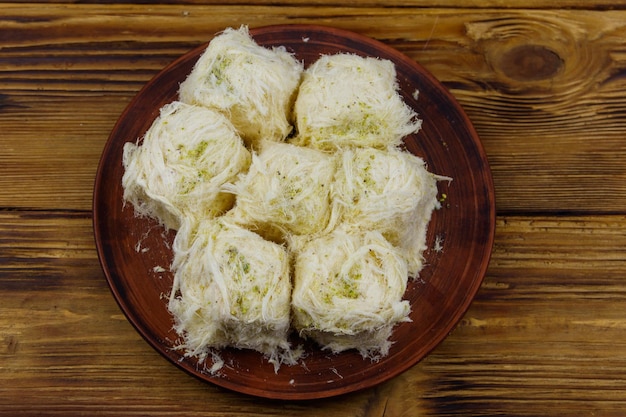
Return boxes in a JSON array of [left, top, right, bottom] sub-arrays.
[[1, 5, 626, 212], [2, 2, 626, 415], [2, 212, 626, 415], [5, 0, 626, 9]]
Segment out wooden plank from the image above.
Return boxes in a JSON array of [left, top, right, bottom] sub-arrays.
[[3, 0, 626, 10], [1, 5, 626, 213], [1, 211, 626, 415]]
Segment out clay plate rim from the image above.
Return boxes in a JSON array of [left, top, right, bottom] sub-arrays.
[[93, 24, 495, 400]]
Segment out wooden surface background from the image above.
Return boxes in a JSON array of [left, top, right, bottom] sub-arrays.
[[1, 1, 626, 416]]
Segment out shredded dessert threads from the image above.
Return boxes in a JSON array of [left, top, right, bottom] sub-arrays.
[[169, 218, 298, 372], [179, 26, 303, 149], [121, 25, 449, 372], [225, 141, 336, 242], [122, 101, 251, 230], [291, 53, 421, 151], [291, 227, 411, 359], [330, 147, 442, 276]]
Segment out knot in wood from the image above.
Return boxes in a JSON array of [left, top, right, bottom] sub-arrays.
[[498, 45, 563, 81]]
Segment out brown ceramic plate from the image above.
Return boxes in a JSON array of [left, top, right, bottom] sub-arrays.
[[93, 24, 495, 400]]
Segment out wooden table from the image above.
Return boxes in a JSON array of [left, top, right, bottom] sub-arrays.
[[1, 1, 625, 415]]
